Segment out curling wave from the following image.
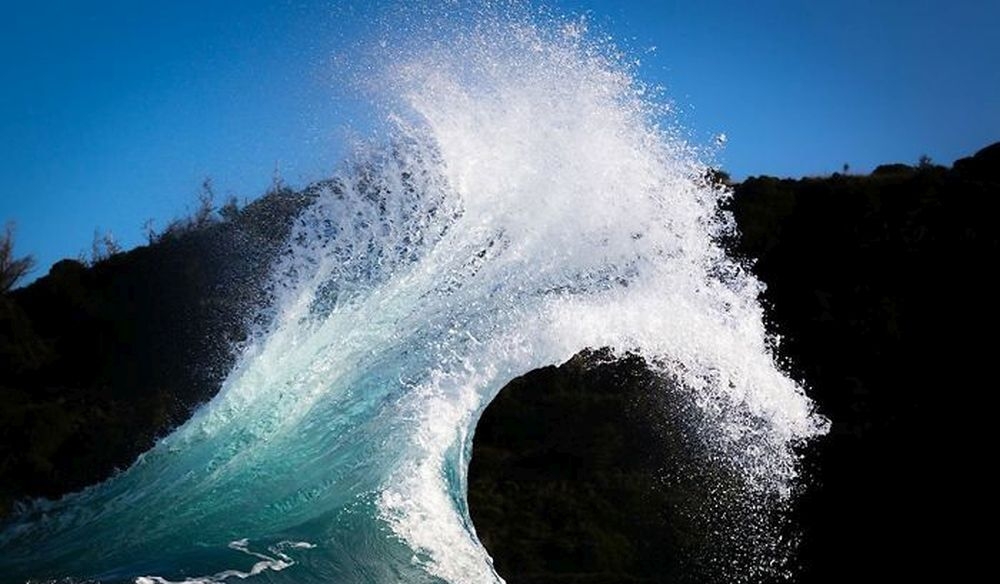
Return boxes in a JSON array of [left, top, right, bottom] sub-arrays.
[[0, 6, 826, 583]]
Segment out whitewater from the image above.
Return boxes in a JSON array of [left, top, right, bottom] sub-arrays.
[[0, 6, 827, 583]]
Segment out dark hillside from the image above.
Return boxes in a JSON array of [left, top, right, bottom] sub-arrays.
[[0, 191, 310, 512]]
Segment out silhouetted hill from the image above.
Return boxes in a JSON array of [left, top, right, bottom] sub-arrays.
[[0, 190, 311, 513], [721, 143, 998, 582]]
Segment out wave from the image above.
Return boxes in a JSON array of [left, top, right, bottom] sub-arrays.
[[0, 4, 826, 583]]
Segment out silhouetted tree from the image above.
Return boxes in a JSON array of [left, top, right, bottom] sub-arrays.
[[703, 168, 731, 187], [89, 229, 122, 264], [194, 177, 216, 228], [142, 218, 158, 244], [160, 178, 222, 239], [270, 161, 285, 195], [219, 195, 240, 222], [0, 221, 35, 293]]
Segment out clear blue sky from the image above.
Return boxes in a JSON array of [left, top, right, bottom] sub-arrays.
[[2, 0, 998, 280]]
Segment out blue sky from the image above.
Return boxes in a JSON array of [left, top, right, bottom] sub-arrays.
[[2, 0, 998, 280]]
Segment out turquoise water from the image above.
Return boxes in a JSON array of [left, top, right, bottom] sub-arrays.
[[0, 7, 826, 583]]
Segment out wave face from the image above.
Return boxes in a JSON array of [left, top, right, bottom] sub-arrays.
[[0, 5, 827, 583]]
